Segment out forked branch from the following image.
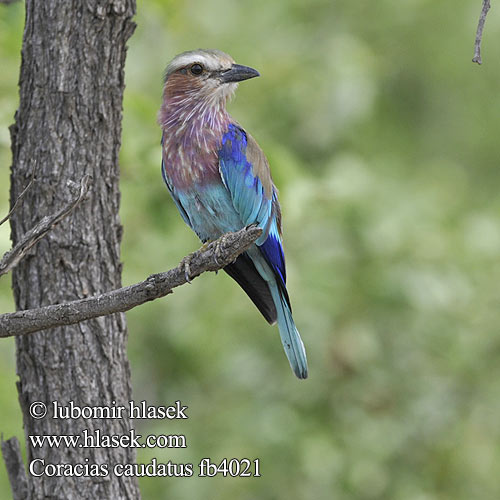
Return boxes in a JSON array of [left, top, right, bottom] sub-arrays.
[[0, 175, 91, 277]]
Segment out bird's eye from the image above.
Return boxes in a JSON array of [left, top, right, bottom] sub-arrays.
[[190, 64, 203, 76]]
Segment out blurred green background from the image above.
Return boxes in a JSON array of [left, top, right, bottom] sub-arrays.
[[2, 1, 500, 499]]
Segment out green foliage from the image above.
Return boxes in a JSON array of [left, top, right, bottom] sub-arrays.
[[2, 1, 500, 498]]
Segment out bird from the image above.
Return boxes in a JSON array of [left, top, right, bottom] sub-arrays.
[[158, 49, 308, 379]]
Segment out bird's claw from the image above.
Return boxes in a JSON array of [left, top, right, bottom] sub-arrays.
[[214, 233, 231, 267], [180, 254, 194, 283], [180, 239, 216, 283], [214, 242, 222, 267], [180, 235, 231, 283]]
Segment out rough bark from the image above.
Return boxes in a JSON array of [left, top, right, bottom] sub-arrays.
[[8, 1, 138, 499], [1, 437, 28, 500]]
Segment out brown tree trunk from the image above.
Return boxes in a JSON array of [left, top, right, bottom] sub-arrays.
[[8, 1, 138, 498]]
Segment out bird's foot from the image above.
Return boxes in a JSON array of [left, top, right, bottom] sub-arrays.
[[199, 241, 212, 252], [180, 241, 214, 283], [180, 253, 195, 283], [213, 233, 232, 267]]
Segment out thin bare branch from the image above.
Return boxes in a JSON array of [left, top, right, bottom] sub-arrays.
[[0, 225, 262, 338], [0, 175, 91, 277], [0, 162, 36, 227], [473, 0, 491, 64], [1, 436, 29, 500]]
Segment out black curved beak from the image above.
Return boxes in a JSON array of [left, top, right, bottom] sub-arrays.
[[220, 64, 260, 83]]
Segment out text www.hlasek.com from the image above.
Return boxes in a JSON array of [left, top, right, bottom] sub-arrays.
[[29, 429, 185, 450]]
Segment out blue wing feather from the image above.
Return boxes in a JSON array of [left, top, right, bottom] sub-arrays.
[[219, 124, 272, 240], [259, 218, 286, 286], [219, 124, 289, 301]]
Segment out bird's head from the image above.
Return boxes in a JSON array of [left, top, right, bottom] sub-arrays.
[[163, 49, 260, 106]]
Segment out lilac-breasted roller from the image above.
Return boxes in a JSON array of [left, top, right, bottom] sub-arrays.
[[158, 49, 308, 379]]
